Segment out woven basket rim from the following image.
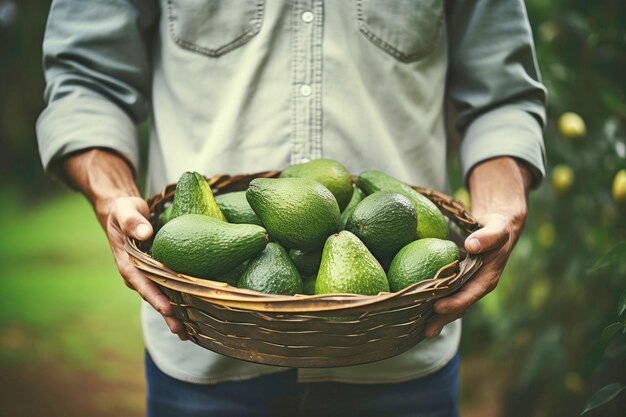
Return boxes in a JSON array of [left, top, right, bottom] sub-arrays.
[[125, 170, 484, 313]]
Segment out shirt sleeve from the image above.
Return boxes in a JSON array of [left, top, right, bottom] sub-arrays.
[[36, 0, 158, 175], [445, 0, 547, 186]]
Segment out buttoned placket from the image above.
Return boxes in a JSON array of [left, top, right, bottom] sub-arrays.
[[290, 0, 324, 165]]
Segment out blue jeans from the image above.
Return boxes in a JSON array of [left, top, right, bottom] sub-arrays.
[[146, 351, 460, 417]]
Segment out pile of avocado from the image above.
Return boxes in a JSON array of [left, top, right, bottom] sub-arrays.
[[151, 160, 460, 296]]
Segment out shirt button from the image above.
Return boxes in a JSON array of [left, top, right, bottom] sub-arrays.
[[300, 84, 312, 97], [301, 11, 314, 23]]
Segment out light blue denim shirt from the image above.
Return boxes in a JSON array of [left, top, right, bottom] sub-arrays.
[[37, 0, 546, 384]]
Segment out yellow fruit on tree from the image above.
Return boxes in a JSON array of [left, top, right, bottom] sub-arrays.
[[538, 21, 559, 42], [551, 164, 574, 194], [613, 169, 626, 204], [565, 372, 585, 395], [536, 223, 556, 248], [558, 112, 586, 139]]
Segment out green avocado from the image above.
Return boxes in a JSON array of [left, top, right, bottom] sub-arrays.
[[356, 170, 448, 239], [238, 243, 303, 295], [160, 205, 173, 225], [215, 191, 263, 225], [302, 274, 317, 295], [280, 159, 353, 211], [339, 187, 365, 229], [345, 192, 417, 264], [387, 238, 460, 292], [151, 214, 268, 279], [214, 261, 249, 286], [315, 231, 389, 295], [170, 171, 226, 222], [246, 177, 341, 251], [289, 249, 322, 277]]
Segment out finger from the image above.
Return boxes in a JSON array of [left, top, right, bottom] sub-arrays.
[[117, 254, 188, 340], [433, 268, 500, 315], [111, 197, 153, 241], [118, 259, 173, 316], [424, 313, 463, 339], [465, 214, 509, 254], [164, 315, 189, 341]]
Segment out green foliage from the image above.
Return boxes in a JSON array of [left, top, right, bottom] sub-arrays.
[[457, 0, 626, 415], [581, 384, 626, 415], [0, 192, 142, 376], [0, 1, 52, 191], [601, 322, 625, 348], [588, 241, 626, 273], [619, 289, 626, 318]]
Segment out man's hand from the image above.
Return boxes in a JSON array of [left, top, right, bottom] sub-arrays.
[[63, 149, 188, 340], [101, 197, 188, 340], [424, 157, 532, 338]]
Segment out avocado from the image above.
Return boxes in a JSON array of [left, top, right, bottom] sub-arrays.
[[289, 249, 322, 276], [170, 171, 226, 222], [387, 238, 460, 292], [339, 187, 365, 229], [215, 191, 263, 225], [246, 177, 341, 251], [160, 205, 173, 225], [280, 159, 353, 211], [238, 243, 303, 295], [315, 231, 389, 295], [302, 274, 317, 295], [356, 170, 448, 239], [152, 214, 268, 278], [214, 261, 248, 286], [345, 192, 417, 264]]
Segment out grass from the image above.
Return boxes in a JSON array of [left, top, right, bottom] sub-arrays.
[[0, 188, 143, 377]]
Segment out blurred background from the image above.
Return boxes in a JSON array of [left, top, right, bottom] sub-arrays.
[[1, 1, 624, 416]]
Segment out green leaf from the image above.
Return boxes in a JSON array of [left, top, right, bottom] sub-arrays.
[[618, 289, 626, 317], [588, 241, 626, 273], [581, 383, 626, 415], [601, 322, 626, 347]]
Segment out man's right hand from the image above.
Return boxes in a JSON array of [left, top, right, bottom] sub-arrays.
[[62, 149, 188, 340], [100, 196, 188, 341]]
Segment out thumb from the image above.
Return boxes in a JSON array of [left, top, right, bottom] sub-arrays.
[[465, 214, 508, 254], [111, 197, 153, 241]]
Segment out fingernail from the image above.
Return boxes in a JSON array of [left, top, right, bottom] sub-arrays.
[[137, 224, 151, 239], [467, 238, 480, 252]]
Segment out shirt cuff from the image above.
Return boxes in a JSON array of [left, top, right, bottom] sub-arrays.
[[36, 94, 140, 175], [460, 106, 546, 188]]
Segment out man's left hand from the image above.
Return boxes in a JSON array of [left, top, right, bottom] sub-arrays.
[[424, 157, 532, 338]]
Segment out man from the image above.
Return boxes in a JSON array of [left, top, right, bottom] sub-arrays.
[[37, 1, 545, 416]]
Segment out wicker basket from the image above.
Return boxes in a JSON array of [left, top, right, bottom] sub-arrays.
[[125, 171, 483, 368]]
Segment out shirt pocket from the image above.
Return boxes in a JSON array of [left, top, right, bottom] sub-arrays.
[[166, 0, 264, 57], [356, 0, 443, 62]]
